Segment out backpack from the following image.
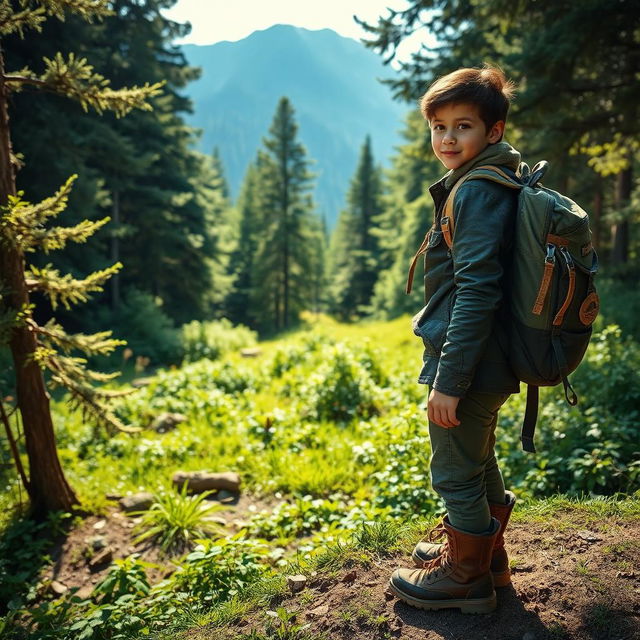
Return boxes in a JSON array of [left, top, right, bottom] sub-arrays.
[[414, 161, 599, 453]]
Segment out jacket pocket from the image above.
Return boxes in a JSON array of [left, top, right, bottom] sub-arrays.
[[412, 310, 449, 357]]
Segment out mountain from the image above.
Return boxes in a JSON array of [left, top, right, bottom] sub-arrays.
[[180, 24, 408, 227]]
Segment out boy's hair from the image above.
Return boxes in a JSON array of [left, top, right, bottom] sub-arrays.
[[420, 66, 515, 132]]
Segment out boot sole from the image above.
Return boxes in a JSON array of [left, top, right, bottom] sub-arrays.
[[411, 551, 511, 588], [388, 579, 497, 614]]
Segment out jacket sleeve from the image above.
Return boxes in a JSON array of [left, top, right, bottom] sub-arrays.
[[433, 180, 514, 397]]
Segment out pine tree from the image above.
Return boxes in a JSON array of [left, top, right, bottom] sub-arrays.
[[250, 97, 319, 333], [359, 0, 639, 265], [4, 0, 217, 328], [370, 111, 443, 318], [327, 136, 383, 320], [0, 0, 161, 516], [225, 159, 260, 326]]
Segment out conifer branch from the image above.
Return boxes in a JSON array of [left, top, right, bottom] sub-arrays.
[[34, 318, 125, 357], [0, 399, 31, 492], [25, 262, 122, 310], [42, 354, 139, 434], [38, 53, 163, 117], [0, 2, 46, 37], [0, 1, 112, 37], [1, 176, 76, 239], [2, 74, 47, 87], [29, 217, 110, 253], [34, 0, 113, 23]]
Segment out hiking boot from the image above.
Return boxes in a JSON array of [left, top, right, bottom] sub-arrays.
[[411, 491, 516, 587], [389, 516, 500, 614]]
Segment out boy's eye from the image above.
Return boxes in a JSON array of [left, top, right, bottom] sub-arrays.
[[457, 123, 470, 129], [432, 124, 445, 131]]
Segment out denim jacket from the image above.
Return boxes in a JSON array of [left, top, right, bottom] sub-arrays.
[[413, 141, 521, 397]]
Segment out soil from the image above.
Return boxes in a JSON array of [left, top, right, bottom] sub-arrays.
[[40, 504, 640, 640], [40, 490, 272, 600], [218, 515, 640, 640]]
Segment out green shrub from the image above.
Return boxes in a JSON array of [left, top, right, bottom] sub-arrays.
[[168, 536, 268, 604], [85, 287, 182, 367], [115, 359, 257, 426], [133, 484, 225, 555], [299, 343, 381, 422], [498, 325, 640, 496], [181, 318, 257, 362]]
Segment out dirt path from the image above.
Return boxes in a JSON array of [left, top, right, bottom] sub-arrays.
[[220, 516, 640, 640]]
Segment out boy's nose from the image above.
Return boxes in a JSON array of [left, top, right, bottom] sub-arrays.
[[443, 131, 456, 144]]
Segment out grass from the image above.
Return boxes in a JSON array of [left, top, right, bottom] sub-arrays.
[[132, 483, 227, 554], [2, 315, 640, 639]]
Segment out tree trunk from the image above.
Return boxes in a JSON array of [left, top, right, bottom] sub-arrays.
[[611, 166, 632, 266], [0, 50, 79, 517]]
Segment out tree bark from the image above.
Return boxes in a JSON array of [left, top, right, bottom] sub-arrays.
[[0, 49, 79, 517], [611, 166, 632, 266]]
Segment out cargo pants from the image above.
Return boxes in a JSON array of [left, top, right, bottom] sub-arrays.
[[428, 389, 511, 533]]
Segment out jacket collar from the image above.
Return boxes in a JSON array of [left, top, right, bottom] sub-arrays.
[[443, 141, 521, 190]]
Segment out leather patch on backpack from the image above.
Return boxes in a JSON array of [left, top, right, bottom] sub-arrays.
[[579, 292, 600, 326]]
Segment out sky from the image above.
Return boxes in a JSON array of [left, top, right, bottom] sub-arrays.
[[162, 0, 428, 62]]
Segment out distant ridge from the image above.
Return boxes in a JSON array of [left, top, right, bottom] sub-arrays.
[[181, 24, 407, 226]]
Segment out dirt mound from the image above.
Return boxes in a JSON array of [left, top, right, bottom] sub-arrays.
[[221, 516, 640, 640]]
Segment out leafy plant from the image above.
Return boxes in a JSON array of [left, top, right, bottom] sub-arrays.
[[133, 483, 226, 554], [181, 318, 257, 363], [93, 555, 152, 604], [169, 536, 268, 604]]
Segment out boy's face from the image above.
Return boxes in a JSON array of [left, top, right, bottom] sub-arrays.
[[429, 102, 504, 171]]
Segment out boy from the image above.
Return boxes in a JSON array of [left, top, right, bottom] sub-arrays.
[[388, 66, 520, 614]]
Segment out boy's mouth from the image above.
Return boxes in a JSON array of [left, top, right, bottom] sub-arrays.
[[441, 151, 459, 156]]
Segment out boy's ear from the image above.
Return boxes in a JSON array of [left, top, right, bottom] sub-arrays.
[[488, 120, 505, 143]]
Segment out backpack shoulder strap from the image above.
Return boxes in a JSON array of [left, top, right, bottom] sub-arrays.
[[441, 165, 522, 249]]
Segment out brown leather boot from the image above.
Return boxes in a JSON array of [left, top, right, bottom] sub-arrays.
[[389, 517, 500, 613], [411, 491, 516, 587]]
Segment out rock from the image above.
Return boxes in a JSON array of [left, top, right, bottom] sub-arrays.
[[50, 580, 68, 596], [342, 569, 357, 583], [307, 604, 329, 618], [286, 574, 307, 593], [149, 412, 187, 433], [86, 535, 107, 551], [576, 530, 602, 542], [74, 585, 94, 601], [240, 347, 261, 358], [119, 492, 154, 512], [172, 470, 241, 494], [523, 633, 536, 640], [131, 377, 153, 388], [89, 547, 113, 571], [93, 519, 106, 530]]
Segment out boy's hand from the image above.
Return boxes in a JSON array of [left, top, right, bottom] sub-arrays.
[[428, 389, 461, 428]]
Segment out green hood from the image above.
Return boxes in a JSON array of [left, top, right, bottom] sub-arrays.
[[444, 141, 521, 190]]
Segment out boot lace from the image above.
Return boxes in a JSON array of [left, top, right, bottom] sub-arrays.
[[420, 543, 453, 582], [419, 520, 446, 544]]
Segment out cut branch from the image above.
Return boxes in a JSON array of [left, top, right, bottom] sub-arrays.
[[0, 398, 30, 492]]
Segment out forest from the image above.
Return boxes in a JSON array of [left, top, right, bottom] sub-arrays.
[[0, 1, 639, 639]]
